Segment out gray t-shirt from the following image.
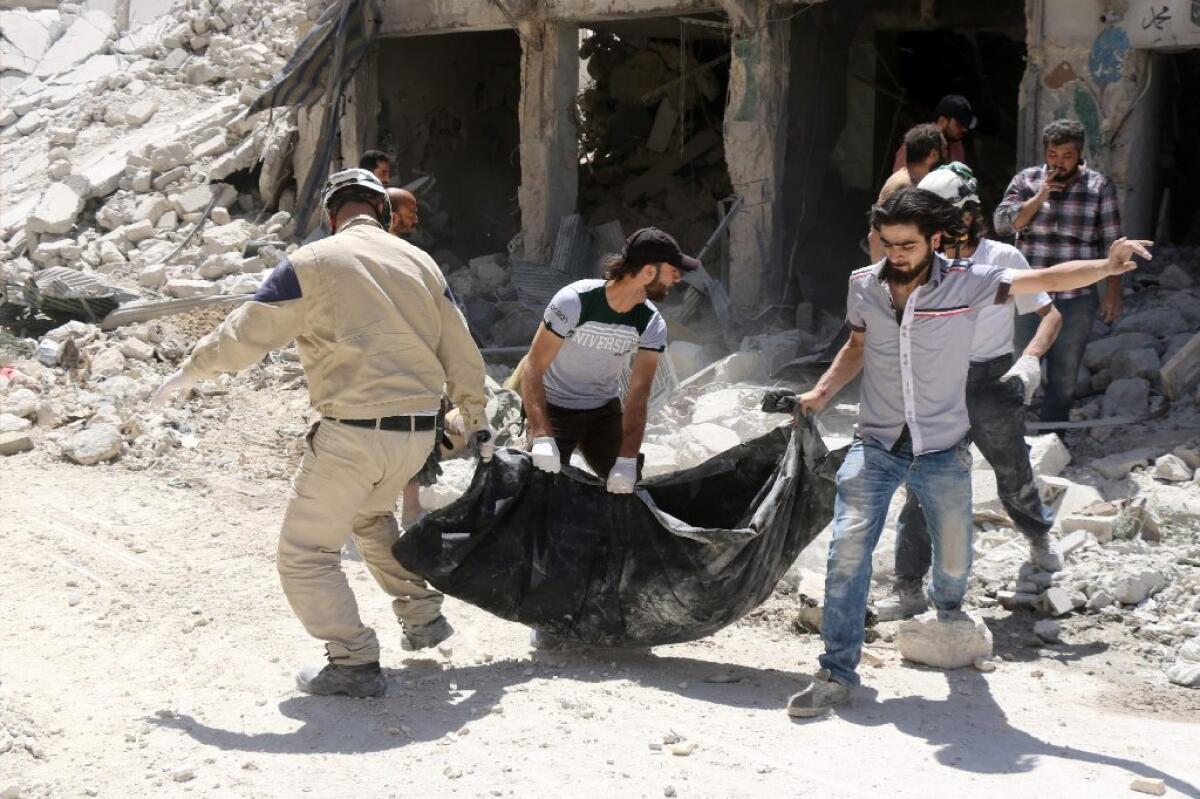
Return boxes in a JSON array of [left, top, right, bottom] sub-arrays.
[[846, 255, 1013, 455], [542, 279, 667, 410]]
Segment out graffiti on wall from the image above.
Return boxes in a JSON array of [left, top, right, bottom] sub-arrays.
[[1041, 25, 1131, 161]]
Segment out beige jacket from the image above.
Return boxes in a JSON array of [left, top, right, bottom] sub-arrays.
[[182, 215, 488, 431]]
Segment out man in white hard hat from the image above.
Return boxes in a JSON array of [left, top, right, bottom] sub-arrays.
[[873, 162, 1066, 622], [152, 168, 493, 698]]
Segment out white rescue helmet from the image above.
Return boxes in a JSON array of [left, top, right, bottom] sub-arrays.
[[917, 161, 980, 209], [320, 167, 391, 222]]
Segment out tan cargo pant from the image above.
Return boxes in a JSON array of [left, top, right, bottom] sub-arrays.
[[277, 418, 442, 665]]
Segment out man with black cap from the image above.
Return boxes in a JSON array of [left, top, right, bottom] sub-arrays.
[[520, 227, 699, 495], [892, 94, 976, 173]]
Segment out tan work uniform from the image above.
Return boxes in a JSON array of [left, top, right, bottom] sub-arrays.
[[183, 214, 488, 665]]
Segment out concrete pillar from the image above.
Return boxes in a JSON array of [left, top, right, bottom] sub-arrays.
[[722, 5, 790, 310], [517, 20, 579, 264]]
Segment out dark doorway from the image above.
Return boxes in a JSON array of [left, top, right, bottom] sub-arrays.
[[376, 31, 522, 260], [873, 23, 1027, 214], [1158, 50, 1200, 243]]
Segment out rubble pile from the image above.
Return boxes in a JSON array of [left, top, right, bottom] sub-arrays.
[[0, 0, 316, 314], [576, 31, 734, 255]]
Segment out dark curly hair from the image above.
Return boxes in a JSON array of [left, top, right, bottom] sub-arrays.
[[869, 187, 967, 241]]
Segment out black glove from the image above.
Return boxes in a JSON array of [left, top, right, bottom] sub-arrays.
[[761, 389, 799, 414]]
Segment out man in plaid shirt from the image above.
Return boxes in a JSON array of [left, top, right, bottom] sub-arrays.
[[994, 119, 1123, 425]]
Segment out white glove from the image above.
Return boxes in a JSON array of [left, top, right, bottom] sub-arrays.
[[469, 428, 494, 462], [531, 436, 561, 473], [1000, 354, 1041, 405], [606, 457, 638, 494], [150, 368, 197, 408]]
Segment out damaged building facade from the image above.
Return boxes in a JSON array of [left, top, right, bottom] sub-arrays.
[[289, 0, 1200, 314]]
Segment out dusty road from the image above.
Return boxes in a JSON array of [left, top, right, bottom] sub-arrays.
[[2, 458, 1199, 799]]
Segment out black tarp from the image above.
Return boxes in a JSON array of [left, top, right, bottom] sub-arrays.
[[393, 418, 843, 647]]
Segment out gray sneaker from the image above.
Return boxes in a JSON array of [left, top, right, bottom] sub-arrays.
[[296, 661, 385, 698], [874, 577, 928, 622], [786, 669, 850, 718], [401, 615, 454, 651], [1028, 536, 1063, 572]]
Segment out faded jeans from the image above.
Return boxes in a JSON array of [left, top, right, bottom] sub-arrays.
[[895, 354, 1054, 580], [1014, 292, 1098, 424], [819, 436, 974, 686]]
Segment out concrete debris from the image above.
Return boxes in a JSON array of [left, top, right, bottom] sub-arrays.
[[0, 432, 34, 456], [1128, 778, 1167, 796], [896, 611, 993, 669], [61, 424, 123, 465], [1152, 454, 1194, 483], [1166, 636, 1200, 688]]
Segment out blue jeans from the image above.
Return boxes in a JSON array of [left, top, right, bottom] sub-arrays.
[[819, 436, 974, 686], [1014, 292, 1097, 424], [895, 355, 1054, 579]]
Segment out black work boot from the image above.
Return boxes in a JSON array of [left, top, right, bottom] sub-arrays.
[[400, 615, 454, 651], [296, 661, 386, 698]]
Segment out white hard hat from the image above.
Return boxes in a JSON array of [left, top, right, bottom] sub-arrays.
[[320, 167, 390, 214], [917, 162, 980, 208]]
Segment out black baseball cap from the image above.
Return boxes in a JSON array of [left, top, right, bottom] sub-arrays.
[[934, 94, 977, 131], [623, 227, 701, 272]]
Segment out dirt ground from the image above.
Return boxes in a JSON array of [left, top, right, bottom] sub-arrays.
[[3, 417, 1200, 799]]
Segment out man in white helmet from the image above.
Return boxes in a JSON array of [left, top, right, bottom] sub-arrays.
[[151, 168, 493, 697], [875, 162, 1066, 622]]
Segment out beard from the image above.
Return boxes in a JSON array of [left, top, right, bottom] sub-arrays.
[[884, 248, 934, 286], [1053, 164, 1080, 181], [645, 277, 671, 302]]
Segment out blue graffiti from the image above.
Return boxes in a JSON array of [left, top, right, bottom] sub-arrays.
[[1088, 25, 1131, 90]]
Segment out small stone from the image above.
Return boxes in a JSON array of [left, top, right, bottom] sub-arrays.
[[1101, 378, 1150, 418], [664, 787, 677, 798], [1152, 454, 1192, 482], [1129, 777, 1166, 796], [125, 100, 159, 128], [669, 742, 696, 756], [67, 590, 82, 607], [1040, 587, 1075, 617], [61, 424, 123, 465], [972, 656, 996, 672], [897, 610, 993, 669], [172, 767, 196, 783], [1158, 263, 1193, 289], [121, 338, 156, 362], [1033, 619, 1061, 643], [1087, 590, 1114, 611], [0, 433, 33, 456], [1, 784, 19, 799], [2, 388, 38, 418], [0, 414, 33, 433]]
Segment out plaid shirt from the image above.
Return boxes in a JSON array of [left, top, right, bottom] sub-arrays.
[[993, 165, 1121, 299]]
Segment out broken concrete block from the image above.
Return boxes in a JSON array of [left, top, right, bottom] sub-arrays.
[[184, 60, 215, 85], [1, 388, 39, 419], [155, 210, 178, 231], [152, 166, 189, 191], [1083, 332, 1156, 371], [1108, 348, 1160, 381], [47, 160, 71, 180], [1058, 529, 1089, 557], [89, 348, 126, 379], [645, 98, 677, 153], [1172, 440, 1200, 470], [1152, 454, 1192, 482], [1032, 619, 1060, 643], [138, 264, 166, 288], [0, 432, 34, 456], [200, 219, 250, 253], [163, 47, 189, 70], [1087, 590, 1114, 611], [469, 254, 509, 291], [1101, 377, 1149, 418], [1157, 263, 1193, 289], [1160, 331, 1200, 402], [174, 184, 217, 216], [27, 183, 84, 235], [199, 252, 243, 279], [151, 142, 193, 173], [34, 10, 114, 78], [79, 156, 126, 200], [125, 100, 159, 128], [1059, 515, 1116, 543], [192, 132, 228, 159], [120, 338, 155, 362], [122, 219, 155, 244], [133, 194, 171, 226], [1112, 570, 1166, 605], [15, 109, 47, 136], [165, 279, 221, 298], [0, 413, 32, 433], [1166, 636, 1200, 688], [1040, 587, 1074, 616], [1088, 446, 1161, 480], [896, 610, 993, 669], [1114, 307, 1189, 338], [61, 424, 123, 465], [1027, 434, 1070, 477]]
